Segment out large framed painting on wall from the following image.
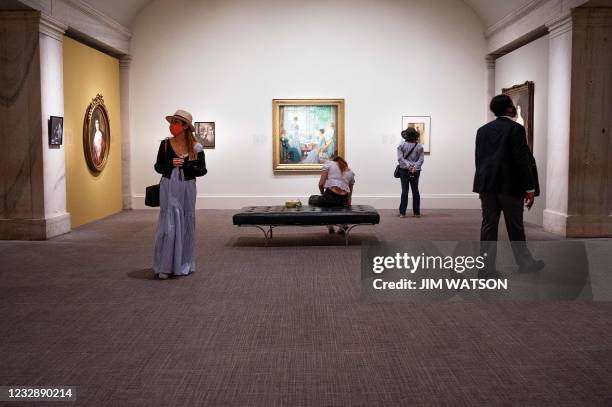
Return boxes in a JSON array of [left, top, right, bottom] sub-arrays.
[[273, 99, 344, 173], [502, 81, 534, 149], [401, 116, 431, 153], [83, 94, 111, 173]]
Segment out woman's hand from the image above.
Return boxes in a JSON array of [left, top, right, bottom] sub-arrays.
[[172, 157, 184, 167]]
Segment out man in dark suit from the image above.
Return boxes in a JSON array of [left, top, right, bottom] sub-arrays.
[[474, 94, 544, 276]]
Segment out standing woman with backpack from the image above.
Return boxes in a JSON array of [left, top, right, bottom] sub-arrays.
[[153, 109, 207, 279], [397, 127, 424, 218]]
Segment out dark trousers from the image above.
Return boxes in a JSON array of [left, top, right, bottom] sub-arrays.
[[479, 193, 534, 270], [399, 169, 420, 215], [309, 189, 349, 207]]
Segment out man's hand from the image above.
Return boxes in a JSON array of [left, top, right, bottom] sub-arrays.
[[525, 191, 535, 210]]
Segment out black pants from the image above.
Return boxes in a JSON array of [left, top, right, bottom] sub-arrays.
[[309, 189, 349, 207], [479, 193, 534, 270]]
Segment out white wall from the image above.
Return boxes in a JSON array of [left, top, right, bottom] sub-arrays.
[[130, 0, 487, 209], [495, 35, 549, 226]]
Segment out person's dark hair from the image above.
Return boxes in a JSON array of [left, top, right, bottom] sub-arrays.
[[332, 156, 349, 173], [401, 127, 420, 143], [490, 94, 515, 117]]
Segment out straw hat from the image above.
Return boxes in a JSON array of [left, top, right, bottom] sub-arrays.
[[165, 109, 195, 132]]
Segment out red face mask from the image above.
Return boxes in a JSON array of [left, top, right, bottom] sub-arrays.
[[169, 122, 184, 136]]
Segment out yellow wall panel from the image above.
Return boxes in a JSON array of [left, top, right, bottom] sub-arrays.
[[63, 37, 122, 228]]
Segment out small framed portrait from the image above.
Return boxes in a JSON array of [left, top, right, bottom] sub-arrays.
[[402, 116, 431, 153], [48, 116, 63, 146], [83, 94, 111, 173], [273, 99, 345, 173], [195, 122, 215, 149], [502, 81, 534, 148]]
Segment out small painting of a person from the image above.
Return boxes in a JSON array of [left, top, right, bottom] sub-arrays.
[[303, 129, 325, 164], [51, 120, 62, 144], [287, 117, 302, 162], [91, 114, 106, 166], [515, 104, 525, 126]]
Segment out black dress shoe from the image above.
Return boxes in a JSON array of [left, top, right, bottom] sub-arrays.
[[517, 259, 545, 273], [478, 269, 505, 279]]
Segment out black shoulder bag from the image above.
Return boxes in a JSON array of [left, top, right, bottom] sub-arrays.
[[394, 143, 418, 178], [145, 140, 168, 207]]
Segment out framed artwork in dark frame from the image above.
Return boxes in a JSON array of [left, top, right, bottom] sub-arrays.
[[195, 121, 215, 149], [49, 116, 64, 146]]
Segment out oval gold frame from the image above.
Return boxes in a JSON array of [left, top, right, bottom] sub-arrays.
[[83, 94, 111, 173]]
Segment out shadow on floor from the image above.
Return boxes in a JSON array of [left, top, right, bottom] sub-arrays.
[[127, 268, 156, 280], [231, 234, 379, 247]]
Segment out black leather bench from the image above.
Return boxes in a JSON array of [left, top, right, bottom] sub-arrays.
[[233, 205, 380, 245]]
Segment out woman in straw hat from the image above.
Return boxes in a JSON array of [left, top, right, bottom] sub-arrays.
[[153, 109, 207, 279]]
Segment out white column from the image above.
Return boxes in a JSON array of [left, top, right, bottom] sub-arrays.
[[39, 14, 71, 237], [543, 14, 573, 236], [0, 11, 70, 240], [119, 56, 132, 209]]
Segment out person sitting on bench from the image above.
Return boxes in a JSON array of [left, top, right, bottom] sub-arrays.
[[308, 156, 355, 234]]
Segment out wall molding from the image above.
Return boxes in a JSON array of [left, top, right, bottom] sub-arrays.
[[546, 14, 573, 38], [39, 13, 67, 41], [18, 0, 131, 55], [486, 0, 589, 55], [63, 0, 131, 37], [485, 0, 546, 39]]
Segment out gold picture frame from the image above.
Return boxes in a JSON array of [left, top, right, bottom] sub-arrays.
[[83, 94, 111, 173], [273, 99, 345, 173], [502, 81, 534, 149]]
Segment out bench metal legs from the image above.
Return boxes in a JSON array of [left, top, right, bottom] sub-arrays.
[[241, 225, 274, 246], [239, 224, 371, 246], [343, 225, 360, 246]]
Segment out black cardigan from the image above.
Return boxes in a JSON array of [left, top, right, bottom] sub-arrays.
[[154, 139, 207, 180]]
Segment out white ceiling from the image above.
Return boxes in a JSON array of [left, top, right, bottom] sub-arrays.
[[82, 0, 536, 30]]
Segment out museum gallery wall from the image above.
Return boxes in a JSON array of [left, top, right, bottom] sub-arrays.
[[63, 37, 123, 228], [130, 0, 487, 209]]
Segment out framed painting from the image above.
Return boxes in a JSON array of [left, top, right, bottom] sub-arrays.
[[401, 116, 431, 153], [502, 81, 534, 148], [83, 94, 110, 173], [195, 121, 215, 149], [49, 115, 63, 146], [273, 99, 344, 173]]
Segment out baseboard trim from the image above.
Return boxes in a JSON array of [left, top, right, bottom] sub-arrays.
[[0, 212, 71, 240], [543, 209, 568, 236], [131, 194, 480, 210]]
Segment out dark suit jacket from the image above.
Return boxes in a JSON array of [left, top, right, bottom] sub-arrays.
[[473, 117, 535, 198]]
